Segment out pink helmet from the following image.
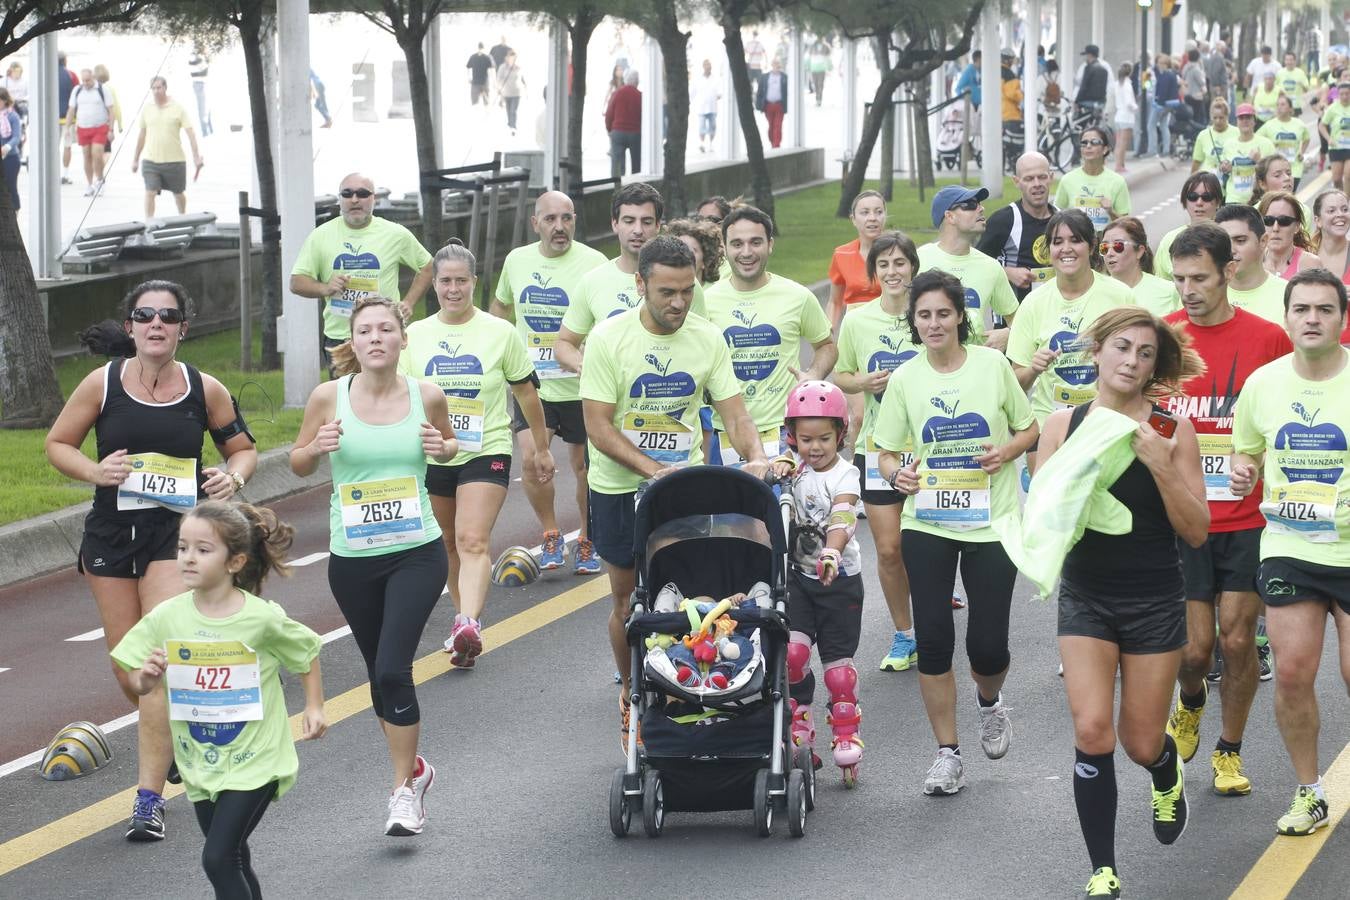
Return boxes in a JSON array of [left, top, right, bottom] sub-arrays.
[[784, 380, 848, 449]]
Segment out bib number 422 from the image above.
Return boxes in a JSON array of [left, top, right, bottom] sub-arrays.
[[193, 666, 233, 691]]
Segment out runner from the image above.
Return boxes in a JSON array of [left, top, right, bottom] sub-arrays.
[[290, 172, 434, 378], [1054, 126, 1131, 236], [493, 191, 607, 571], [1310, 189, 1350, 286], [1231, 268, 1350, 835], [917, 186, 1019, 351], [1251, 155, 1295, 208], [577, 236, 769, 751], [45, 279, 259, 842], [873, 269, 1038, 796], [112, 501, 325, 899], [1258, 191, 1322, 278], [1256, 95, 1311, 192], [1101, 217, 1181, 316], [1215, 204, 1289, 324], [1036, 307, 1208, 899], [399, 240, 554, 667], [977, 151, 1058, 303], [1161, 222, 1293, 799], [1318, 77, 1350, 196], [665, 215, 729, 458], [704, 206, 836, 467], [1154, 172, 1224, 282], [1218, 105, 1276, 205], [834, 231, 919, 672], [290, 296, 456, 837], [1192, 98, 1236, 177], [826, 189, 885, 329]]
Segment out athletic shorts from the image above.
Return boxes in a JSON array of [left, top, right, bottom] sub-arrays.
[[1057, 578, 1187, 654], [76, 124, 109, 147], [142, 160, 187, 194], [1330, 148, 1350, 163], [787, 568, 864, 663], [1257, 556, 1350, 615], [588, 489, 637, 569], [1179, 527, 1262, 599], [852, 453, 903, 506], [424, 454, 511, 497], [77, 508, 183, 579], [512, 397, 586, 445]]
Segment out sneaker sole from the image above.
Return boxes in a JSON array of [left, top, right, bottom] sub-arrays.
[[385, 821, 425, 836], [1277, 817, 1329, 836], [879, 655, 916, 672], [982, 741, 1010, 760], [923, 779, 965, 796], [1214, 782, 1253, 796], [452, 630, 483, 666], [1155, 787, 1188, 845], [573, 564, 601, 575], [125, 824, 165, 842]]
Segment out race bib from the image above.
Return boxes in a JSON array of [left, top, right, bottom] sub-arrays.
[[623, 412, 693, 467], [914, 468, 991, 531], [1053, 384, 1097, 410], [864, 436, 912, 492], [117, 453, 197, 513], [329, 275, 379, 318], [339, 476, 426, 550], [1197, 434, 1240, 502], [165, 640, 263, 724], [445, 397, 484, 453], [1261, 481, 1339, 542], [718, 429, 780, 468], [1338, 127, 1350, 150], [1230, 158, 1255, 195], [1072, 195, 1110, 229], [528, 332, 567, 380]]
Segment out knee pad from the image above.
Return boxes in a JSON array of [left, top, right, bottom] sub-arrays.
[[787, 639, 812, 685], [823, 662, 858, 705]]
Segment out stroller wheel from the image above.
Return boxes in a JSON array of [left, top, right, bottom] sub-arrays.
[[786, 769, 807, 838], [608, 767, 632, 837], [794, 744, 816, 812], [753, 768, 774, 837], [641, 770, 664, 837]]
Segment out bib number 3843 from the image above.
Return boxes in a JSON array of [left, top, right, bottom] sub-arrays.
[[165, 640, 263, 723], [339, 476, 426, 550]]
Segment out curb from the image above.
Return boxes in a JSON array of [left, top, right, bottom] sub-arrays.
[[0, 447, 330, 590]]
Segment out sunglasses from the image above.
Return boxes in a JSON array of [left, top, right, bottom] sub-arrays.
[[1098, 240, 1136, 254], [1263, 214, 1299, 227], [1080, 137, 1106, 147], [1185, 191, 1218, 203], [950, 198, 982, 212], [339, 188, 375, 199], [129, 306, 186, 324]]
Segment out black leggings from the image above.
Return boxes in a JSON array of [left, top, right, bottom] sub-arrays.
[[328, 539, 449, 726], [901, 530, 1018, 677], [193, 781, 276, 900]]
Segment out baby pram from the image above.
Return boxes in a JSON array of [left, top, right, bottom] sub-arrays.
[[1168, 103, 1204, 161], [609, 466, 813, 838]]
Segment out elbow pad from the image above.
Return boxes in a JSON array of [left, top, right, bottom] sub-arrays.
[[826, 501, 857, 542]]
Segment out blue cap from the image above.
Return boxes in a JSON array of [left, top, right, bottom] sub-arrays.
[[930, 186, 990, 227]]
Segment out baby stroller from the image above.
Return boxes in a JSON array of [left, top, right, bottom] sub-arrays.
[[1168, 103, 1203, 161], [609, 466, 812, 838], [935, 103, 966, 170]]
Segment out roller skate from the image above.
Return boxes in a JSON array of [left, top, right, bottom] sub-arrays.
[[825, 663, 863, 787], [789, 699, 821, 769]]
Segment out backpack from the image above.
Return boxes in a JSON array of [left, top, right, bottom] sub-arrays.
[[71, 82, 108, 110], [1045, 79, 1061, 107]]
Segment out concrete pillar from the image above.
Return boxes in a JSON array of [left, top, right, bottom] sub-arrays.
[[1061, 0, 1076, 63], [843, 39, 858, 156], [544, 22, 568, 187], [1091, 0, 1105, 53], [278, 0, 319, 408], [1265, 3, 1280, 55], [1321, 4, 1332, 70], [27, 33, 60, 279], [641, 38, 663, 176], [722, 63, 742, 161], [1148, 2, 1161, 65], [423, 13, 443, 167], [1024, 0, 1040, 153], [981, 8, 1004, 196], [790, 29, 806, 148]]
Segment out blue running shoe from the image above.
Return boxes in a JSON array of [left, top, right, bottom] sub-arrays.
[[126, 788, 166, 841], [573, 537, 601, 574], [880, 631, 918, 671], [539, 530, 565, 571]]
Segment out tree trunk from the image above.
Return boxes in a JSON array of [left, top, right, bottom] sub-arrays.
[[656, 12, 692, 217], [1238, 16, 1257, 83], [565, 9, 600, 234], [721, 16, 775, 219], [238, 1, 282, 369], [397, 28, 444, 265], [0, 188, 64, 428], [837, 64, 904, 216], [914, 75, 934, 189]]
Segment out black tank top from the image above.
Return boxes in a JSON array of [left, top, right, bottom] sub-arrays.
[[1061, 402, 1183, 598], [92, 359, 209, 515]]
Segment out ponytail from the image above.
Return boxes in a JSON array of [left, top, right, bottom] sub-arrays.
[[185, 500, 294, 595]]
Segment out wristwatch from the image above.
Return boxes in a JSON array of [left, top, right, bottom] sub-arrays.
[[227, 471, 246, 494]]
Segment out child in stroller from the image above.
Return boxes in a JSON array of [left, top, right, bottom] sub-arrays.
[[1168, 102, 1203, 159]]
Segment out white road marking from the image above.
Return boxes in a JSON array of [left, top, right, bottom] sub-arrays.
[[0, 711, 139, 780], [320, 625, 351, 644], [64, 628, 105, 642], [0, 668, 9, 674], [291, 552, 330, 567]]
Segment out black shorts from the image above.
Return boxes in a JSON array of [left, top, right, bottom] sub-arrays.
[[852, 453, 903, 507], [424, 454, 511, 497], [1057, 578, 1187, 654], [512, 397, 586, 445], [1330, 148, 1350, 163], [1257, 556, 1350, 615], [787, 568, 864, 663], [1179, 527, 1262, 599], [588, 489, 636, 569], [77, 508, 183, 579]]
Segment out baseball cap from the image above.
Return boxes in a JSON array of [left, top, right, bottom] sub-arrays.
[[1081, 44, 1100, 56], [1236, 102, 1256, 117], [930, 186, 990, 227]]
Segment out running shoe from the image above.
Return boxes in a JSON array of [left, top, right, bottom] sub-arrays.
[[1276, 787, 1329, 836], [1084, 867, 1122, 898], [445, 616, 483, 668], [1212, 750, 1252, 796], [922, 748, 966, 796], [573, 537, 601, 574], [1166, 684, 1206, 763], [951, 593, 967, 609], [879, 631, 918, 672], [1257, 636, 1274, 682], [977, 693, 1013, 760], [126, 788, 166, 842], [385, 784, 424, 836], [539, 530, 565, 570], [1151, 755, 1188, 845]]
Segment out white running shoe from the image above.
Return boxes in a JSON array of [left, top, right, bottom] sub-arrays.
[[384, 756, 434, 836], [923, 748, 966, 796], [977, 693, 1013, 759]]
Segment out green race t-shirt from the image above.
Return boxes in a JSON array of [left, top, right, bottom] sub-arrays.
[[1322, 102, 1350, 152], [703, 273, 833, 433], [872, 345, 1035, 542], [495, 239, 608, 402], [1053, 167, 1132, 232], [835, 297, 918, 449], [1154, 224, 1186, 282], [1233, 348, 1350, 566], [1222, 135, 1278, 204], [1229, 274, 1289, 325], [399, 309, 534, 464], [1277, 66, 1309, 109], [561, 257, 706, 337], [1126, 272, 1182, 316], [291, 216, 433, 340], [1258, 117, 1311, 179], [111, 591, 321, 804], [1192, 126, 1236, 175], [1007, 271, 1134, 424], [1251, 84, 1281, 122], [916, 242, 1019, 343], [579, 309, 741, 494]]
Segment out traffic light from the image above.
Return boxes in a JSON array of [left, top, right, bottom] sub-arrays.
[[1163, 0, 1180, 18]]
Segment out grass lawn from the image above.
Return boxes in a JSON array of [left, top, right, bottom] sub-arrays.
[[1, 176, 1015, 526]]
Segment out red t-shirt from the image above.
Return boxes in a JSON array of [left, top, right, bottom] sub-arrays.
[[1163, 307, 1293, 532], [828, 240, 880, 308]]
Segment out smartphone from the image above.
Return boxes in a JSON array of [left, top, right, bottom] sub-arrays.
[[1147, 410, 1178, 439]]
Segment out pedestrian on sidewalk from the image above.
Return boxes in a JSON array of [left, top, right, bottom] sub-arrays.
[[188, 45, 212, 137], [68, 68, 113, 196], [311, 69, 332, 128], [57, 51, 77, 184], [94, 64, 122, 155], [808, 39, 832, 106], [1110, 63, 1138, 172], [756, 58, 788, 149], [0, 88, 22, 209], [132, 76, 202, 219], [605, 69, 642, 177], [4, 61, 27, 162], [693, 59, 721, 153], [466, 44, 493, 107], [496, 49, 524, 134]]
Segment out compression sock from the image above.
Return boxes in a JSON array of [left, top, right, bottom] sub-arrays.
[[1179, 687, 1206, 710], [1146, 735, 1181, 792], [1216, 737, 1242, 755], [1074, 749, 1118, 872]]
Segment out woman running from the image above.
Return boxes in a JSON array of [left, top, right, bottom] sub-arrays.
[[665, 216, 726, 459], [45, 279, 258, 842], [833, 231, 919, 672], [874, 270, 1038, 795], [291, 295, 456, 837], [1035, 307, 1208, 899], [400, 241, 553, 666], [1154, 172, 1223, 281], [1250, 154, 1294, 208], [1258, 190, 1322, 278], [1310, 189, 1350, 285], [828, 190, 887, 458], [1101, 217, 1181, 316], [1054, 126, 1131, 235], [1256, 94, 1311, 192]]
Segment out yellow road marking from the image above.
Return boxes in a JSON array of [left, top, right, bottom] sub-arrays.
[[0, 577, 609, 879], [1296, 169, 1331, 203], [1229, 741, 1350, 899]]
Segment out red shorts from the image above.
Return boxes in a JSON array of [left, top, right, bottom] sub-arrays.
[[77, 124, 109, 147]]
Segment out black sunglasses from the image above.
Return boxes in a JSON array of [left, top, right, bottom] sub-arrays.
[[1264, 214, 1299, 227], [1080, 137, 1106, 147], [1185, 191, 1218, 203], [129, 306, 186, 324], [339, 188, 375, 199], [951, 198, 982, 212]]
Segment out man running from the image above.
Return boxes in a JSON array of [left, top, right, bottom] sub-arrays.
[[919, 186, 1019, 350], [1215, 204, 1288, 325], [493, 191, 607, 570], [977, 151, 1058, 303], [1231, 268, 1350, 835], [1163, 222, 1293, 797]]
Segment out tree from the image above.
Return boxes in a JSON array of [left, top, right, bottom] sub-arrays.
[[618, 2, 696, 216], [0, 1, 157, 59], [713, 0, 779, 219]]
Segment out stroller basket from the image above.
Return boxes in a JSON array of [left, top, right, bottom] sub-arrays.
[[640, 702, 785, 812]]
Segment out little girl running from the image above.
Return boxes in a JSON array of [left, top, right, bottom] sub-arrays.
[[770, 380, 866, 786], [113, 501, 326, 900]]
